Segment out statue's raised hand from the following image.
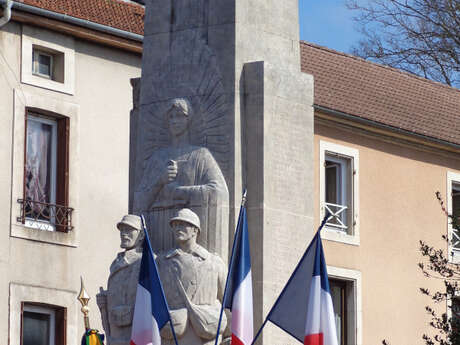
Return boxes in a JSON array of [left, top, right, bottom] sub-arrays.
[[161, 159, 178, 184]]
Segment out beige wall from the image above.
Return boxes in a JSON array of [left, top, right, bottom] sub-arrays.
[[314, 117, 460, 344], [0, 21, 141, 344]]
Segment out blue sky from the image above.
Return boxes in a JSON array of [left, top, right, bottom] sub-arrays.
[[299, 0, 362, 54]]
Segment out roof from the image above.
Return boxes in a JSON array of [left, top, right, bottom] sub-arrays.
[[301, 41, 460, 147], [16, 0, 144, 35]]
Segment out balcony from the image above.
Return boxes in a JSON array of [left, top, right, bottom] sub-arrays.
[[17, 199, 74, 232]]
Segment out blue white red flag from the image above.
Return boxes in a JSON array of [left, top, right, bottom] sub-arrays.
[[130, 226, 171, 345], [303, 234, 338, 345], [222, 204, 254, 345], [264, 218, 338, 345]]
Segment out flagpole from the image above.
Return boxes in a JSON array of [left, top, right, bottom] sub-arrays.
[[213, 189, 247, 345], [250, 211, 331, 345], [141, 215, 180, 345]]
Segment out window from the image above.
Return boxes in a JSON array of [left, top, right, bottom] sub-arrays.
[[22, 303, 66, 345], [330, 279, 347, 345], [328, 267, 362, 345], [32, 46, 65, 83], [452, 183, 460, 250], [447, 172, 460, 261], [452, 297, 460, 334], [21, 26, 75, 94], [325, 154, 352, 231], [320, 141, 359, 245], [18, 110, 72, 232], [32, 49, 53, 79]]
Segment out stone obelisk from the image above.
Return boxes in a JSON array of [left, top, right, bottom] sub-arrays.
[[131, 1, 314, 344]]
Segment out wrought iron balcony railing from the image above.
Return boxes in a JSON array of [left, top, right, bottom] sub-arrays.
[[17, 199, 74, 232], [325, 202, 348, 231]]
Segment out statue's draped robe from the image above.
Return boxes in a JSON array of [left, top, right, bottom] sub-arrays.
[[133, 146, 228, 254]]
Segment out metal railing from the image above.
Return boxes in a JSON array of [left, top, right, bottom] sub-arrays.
[[17, 199, 74, 232], [452, 228, 460, 251], [325, 202, 348, 231]]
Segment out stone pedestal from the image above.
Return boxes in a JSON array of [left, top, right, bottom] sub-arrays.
[[130, 1, 314, 344]]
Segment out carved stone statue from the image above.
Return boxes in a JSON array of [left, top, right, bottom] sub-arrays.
[[157, 208, 227, 345], [96, 215, 144, 345], [133, 98, 229, 255]]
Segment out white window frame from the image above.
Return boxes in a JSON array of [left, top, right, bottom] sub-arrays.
[[23, 304, 56, 345], [32, 49, 54, 80], [11, 90, 80, 247], [21, 25, 75, 95], [327, 266, 362, 345], [9, 282, 77, 345], [447, 171, 460, 262], [320, 141, 360, 245], [24, 115, 58, 232]]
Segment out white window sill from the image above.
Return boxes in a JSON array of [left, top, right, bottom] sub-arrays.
[[11, 222, 77, 247], [321, 226, 360, 246], [24, 219, 56, 232]]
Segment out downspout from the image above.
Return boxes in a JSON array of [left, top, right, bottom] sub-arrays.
[[0, 0, 12, 28]]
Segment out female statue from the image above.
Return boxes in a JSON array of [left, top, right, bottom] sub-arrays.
[[133, 98, 229, 255]]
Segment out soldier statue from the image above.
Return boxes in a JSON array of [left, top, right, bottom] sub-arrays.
[[157, 208, 228, 345], [96, 215, 144, 345]]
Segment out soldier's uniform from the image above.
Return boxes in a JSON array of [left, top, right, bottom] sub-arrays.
[[106, 248, 141, 345], [96, 214, 143, 345], [157, 243, 227, 345]]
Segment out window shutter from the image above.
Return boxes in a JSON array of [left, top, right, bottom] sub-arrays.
[[55, 307, 67, 345], [20, 302, 24, 345], [56, 117, 70, 232], [21, 111, 29, 225]]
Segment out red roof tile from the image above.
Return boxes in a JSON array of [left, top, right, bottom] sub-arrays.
[[301, 41, 460, 147], [17, 0, 144, 35]]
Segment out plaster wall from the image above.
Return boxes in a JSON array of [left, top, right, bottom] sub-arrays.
[[0, 21, 141, 344], [314, 119, 460, 345]]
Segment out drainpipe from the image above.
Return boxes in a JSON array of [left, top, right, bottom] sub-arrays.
[[0, 0, 12, 28]]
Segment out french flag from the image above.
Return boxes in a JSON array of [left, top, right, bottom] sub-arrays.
[[130, 223, 172, 345], [263, 214, 338, 345], [303, 235, 338, 345], [222, 204, 254, 345]]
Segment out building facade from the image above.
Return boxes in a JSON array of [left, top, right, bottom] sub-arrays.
[[0, 1, 142, 344], [303, 42, 460, 344]]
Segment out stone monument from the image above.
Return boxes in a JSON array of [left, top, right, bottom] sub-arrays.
[[96, 215, 144, 345], [128, 0, 315, 344]]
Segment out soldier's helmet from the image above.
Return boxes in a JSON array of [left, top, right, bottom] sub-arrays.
[[169, 208, 201, 233], [116, 214, 142, 231]]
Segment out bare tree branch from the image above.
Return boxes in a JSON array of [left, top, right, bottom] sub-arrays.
[[347, 0, 460, 86]]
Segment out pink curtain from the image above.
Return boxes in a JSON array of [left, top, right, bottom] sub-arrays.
[[25, 119, 52, 213]]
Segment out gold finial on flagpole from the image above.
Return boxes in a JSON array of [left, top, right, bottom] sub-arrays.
[[78, 276, 91, 331]]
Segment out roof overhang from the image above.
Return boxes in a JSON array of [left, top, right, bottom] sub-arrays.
[[315, 105, 460, 155]]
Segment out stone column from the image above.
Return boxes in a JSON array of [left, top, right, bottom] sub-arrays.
[[132, 1, 314, 344]]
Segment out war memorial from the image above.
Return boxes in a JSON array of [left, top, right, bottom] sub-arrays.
[[97, 0, 314, 344]]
